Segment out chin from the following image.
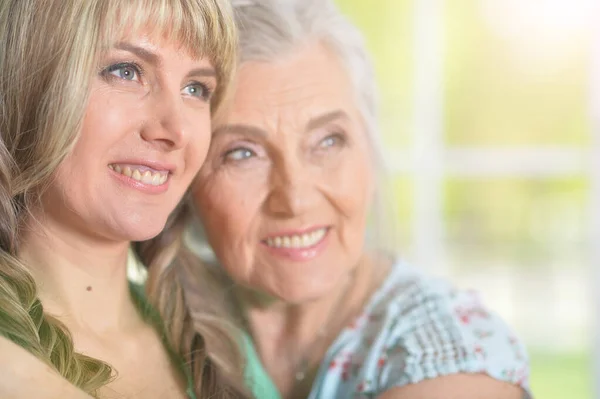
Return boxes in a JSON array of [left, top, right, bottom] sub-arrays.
[[130, 230, 163, 242], [272, 282, 333, 305], [118, 219, 169, 242]]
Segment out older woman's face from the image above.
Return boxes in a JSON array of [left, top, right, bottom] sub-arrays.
[[45, 35, 216, 242], [193, 43, 374, 302]]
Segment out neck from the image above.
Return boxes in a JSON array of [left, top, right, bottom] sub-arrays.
[[18, 213, 139, 334], [241, 253, 386, 396]]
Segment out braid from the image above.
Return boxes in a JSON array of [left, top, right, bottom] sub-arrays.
[[0, 142, 113, 396], [134, 199, 249, 398], [0, 0, 241, 394]]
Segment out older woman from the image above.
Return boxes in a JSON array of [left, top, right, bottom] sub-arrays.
[[191, 0, 532, 398]]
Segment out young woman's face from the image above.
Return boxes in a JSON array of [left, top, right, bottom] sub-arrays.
[[45, 35, 217, 242], [193, 43, 375, 303]]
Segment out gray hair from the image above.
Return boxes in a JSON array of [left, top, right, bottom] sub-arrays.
[[231, 0, 384, 166], [231, 0, 399, 251], [187, 0, 398, 259]]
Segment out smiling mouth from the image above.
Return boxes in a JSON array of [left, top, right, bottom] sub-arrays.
[[263, 227, 328, 249], [109, 164, 169, 186]]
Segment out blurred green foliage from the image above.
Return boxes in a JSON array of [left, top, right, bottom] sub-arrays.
[[530, 351, 591, 399], [445, 177, 588, 269], [336, 0, 589, 269], [444, 3, 590, 146], [336, 0, 414, 149], [337, 0, 591, 397]]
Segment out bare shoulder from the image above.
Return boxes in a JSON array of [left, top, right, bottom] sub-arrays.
[[377, 374, 525, 399], [0, 336, 92, 399]]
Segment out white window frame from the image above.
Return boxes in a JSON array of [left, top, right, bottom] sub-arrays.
[[410, 0, 598, 395], [590, 7, 600, 397]]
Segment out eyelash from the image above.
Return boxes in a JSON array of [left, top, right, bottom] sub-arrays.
[[223, 146, 256, 163], [100, 61, 214, 101], [319, 132, 346, 149], [220, 132, 346, 164], [101, 61, 144, 82], [184, 81, 214, 102]]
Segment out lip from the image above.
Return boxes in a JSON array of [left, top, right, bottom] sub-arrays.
[[260, 226, 331, 262], [108, 159, 175, 194]]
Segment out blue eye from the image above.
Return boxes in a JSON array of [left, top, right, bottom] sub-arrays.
[[104, 62, 142, 81], [224, 147, 256, 162], [319, 134, 344, 148], [183, 82, 212, 101]]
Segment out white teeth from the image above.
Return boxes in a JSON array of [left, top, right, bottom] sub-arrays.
[[291, 236, 300, 247], [141, 170, 153, 185], [132, 169, 142, 181], [109, 164, 168, 186], [265, 228, 327, 249], [301, 235, 311, 247]]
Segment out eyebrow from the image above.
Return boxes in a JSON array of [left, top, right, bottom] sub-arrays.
[[212, 124, 266, 138], [114, 43, 216, 78], [187, 67, 217, 79], [115, 42, 160, 65], [305, 109, 348, 132], [213, 109, 349, 138]]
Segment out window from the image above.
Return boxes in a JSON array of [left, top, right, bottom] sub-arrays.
[[337, 0, 595, 397]]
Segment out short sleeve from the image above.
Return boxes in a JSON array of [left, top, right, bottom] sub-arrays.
[[377, 278, 531, 397]]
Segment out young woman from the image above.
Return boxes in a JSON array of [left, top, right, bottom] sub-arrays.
[[0, 0, 246, 398]]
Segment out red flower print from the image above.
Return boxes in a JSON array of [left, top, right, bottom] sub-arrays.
[[474, 345, 486, 358], [456, 308, 470, 324]]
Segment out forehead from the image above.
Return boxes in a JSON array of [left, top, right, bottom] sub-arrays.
[[228, 42, 358, 126], [104, 30, 197, 58]]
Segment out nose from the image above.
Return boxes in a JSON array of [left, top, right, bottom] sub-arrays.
[[140, 89, 187, 151], [265, 159, 317, 217]]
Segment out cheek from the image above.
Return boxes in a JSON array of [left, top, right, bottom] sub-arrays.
[[83, 91, 140, 146], [328, 153, 374, 219], [184, 140, 210, 183], [194, 179, 255, 250], [50, 158, 81, 202], [67, 94, 141, 177], [185, 114, 213, 167], [49, 129, 104, 202]]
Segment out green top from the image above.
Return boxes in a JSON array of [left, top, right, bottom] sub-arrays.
[[129, 283, 280, 399], [242, 333, 281, 399], [129, 283, 197, 398]]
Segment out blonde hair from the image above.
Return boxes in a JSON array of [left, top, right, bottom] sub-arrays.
[[136, 206, 249, 397], [0, 0, 244, 397]]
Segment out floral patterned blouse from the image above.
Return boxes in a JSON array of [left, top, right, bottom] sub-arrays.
[[246, 260, 532, 398], [307, 260, 531, 398]]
